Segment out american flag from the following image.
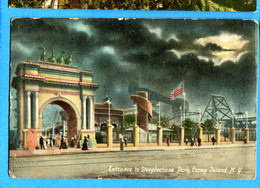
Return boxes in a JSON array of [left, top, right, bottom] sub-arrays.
[[169, 82, 183, 100]]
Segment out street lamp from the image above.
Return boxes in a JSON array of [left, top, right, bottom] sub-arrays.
[[105, 98, 112, 125], [180, 105, 182, 126], [156, 102, 161, 127], [245, 111, 248, 128], [134, 104, 137, 126]]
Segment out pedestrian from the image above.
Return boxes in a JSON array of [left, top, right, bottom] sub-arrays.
[[167, 136, 170, 146], [195, 138, 198, 146], [60, 135, 64, 149], [212, 136, 216, 145], [46, 137, 48, 147], [82, 136, 89, 150], [124, 137, 128, 147], [40, 136, 45, 150], [53, 136, 56, 146], [185, 138, 188, 146], [57, 136, 60, 147], [64, 138, 67, 149], [198, 137, 202, 146], [191, 137, 194, 146], [71, 136, 74, 148]]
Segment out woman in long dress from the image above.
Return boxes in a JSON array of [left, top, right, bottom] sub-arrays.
[[82, 136, 88, 150]]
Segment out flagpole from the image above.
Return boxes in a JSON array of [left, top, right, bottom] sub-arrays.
[[183, 80, 185, 122], [180, 106, 182, 126], [159, 102, 161, 127]]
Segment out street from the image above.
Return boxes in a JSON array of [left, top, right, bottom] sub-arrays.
[[9, 145, 256, 179]]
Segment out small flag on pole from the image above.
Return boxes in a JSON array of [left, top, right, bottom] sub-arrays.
[[169, 82, 183, 100]]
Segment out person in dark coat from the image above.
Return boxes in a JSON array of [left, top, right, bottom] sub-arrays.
[[167, 136, 170, 146], [40, 136, 45, 150], [82, 136, 89, 150], [124, 137, 128, 147], [60, 135, 64, 149], [191, 137, 194, 146], [198, 137, 202, 146], [71, 136, 74, 148], [212, 136, 216, 145]]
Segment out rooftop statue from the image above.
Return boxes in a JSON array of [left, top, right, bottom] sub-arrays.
[[38, 45, 46, 61], [64, 51, 75, 65], [56, 50, 65, 64], [47, 49, 55, 63]]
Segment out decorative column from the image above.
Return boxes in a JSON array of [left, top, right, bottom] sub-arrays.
[[90, 96, 94, 130], [26, 91, 31, 129], [244, 128, 249, 144], [157, 126, 162, 146], [231, 127, 236, 144], [34, 92, 39, 129], [179, 126, 184, 146], [134, 125, 139, 147], [107, 124, 113, 148], [215, 128, 220, 145], [82, 96, 87, 130]]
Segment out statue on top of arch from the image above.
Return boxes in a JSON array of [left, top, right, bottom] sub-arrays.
[[38, 45, 75, 65]]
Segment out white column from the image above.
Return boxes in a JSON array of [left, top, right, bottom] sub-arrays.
[[26, 91, 31, 129], [88, 96, 93, 130], [34, 92, 39, 129], [83, 96, 87, 130]]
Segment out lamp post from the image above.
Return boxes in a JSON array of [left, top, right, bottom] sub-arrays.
[[180, 105, 182, 126], [157, 102, 161, 127], [245, 111, 248, 128], [134, 104, 137, 126], [107, 100, 111, 125]]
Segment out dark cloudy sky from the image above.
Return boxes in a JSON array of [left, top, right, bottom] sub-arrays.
[[10, 18, 257, 127]]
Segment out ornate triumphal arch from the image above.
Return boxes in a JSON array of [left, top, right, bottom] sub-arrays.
[[12, 61, 98, 149]]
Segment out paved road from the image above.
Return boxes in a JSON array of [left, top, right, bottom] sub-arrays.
[[9, 146, 256, 179]]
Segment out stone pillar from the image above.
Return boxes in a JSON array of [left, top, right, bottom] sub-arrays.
[[231, 127, 236, 144], [157, 126, 162, 146], [199, 126, 203, 140], [34, 92, 39, 129], [89, 96, 94, 130], [244, 128, 249, 144], [134, 125, 139, 147], [215, 128, 220, 145], [179, 126, 184, 146], [23, 130, 28, 149], [107, 124, 113, 148], [26, 91, 31, 129], [82, 96, 87, 130]]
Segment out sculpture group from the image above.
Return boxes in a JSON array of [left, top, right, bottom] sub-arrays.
[[38, 45, 75, 65]]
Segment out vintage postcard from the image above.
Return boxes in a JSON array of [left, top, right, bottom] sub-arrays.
[[9, 18, 257, 179], [9, 0, 257, 11]]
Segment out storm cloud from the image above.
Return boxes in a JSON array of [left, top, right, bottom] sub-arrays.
[[10, 18, 257, 126]]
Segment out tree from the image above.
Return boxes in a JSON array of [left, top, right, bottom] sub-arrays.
[[182, 118, 198, 138], [123, 114, 135, 130], [152, 116, 169, 128], [202, 119, 214, 133]]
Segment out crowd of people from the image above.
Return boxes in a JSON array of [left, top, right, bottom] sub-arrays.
[[39, 135, 69, 150]]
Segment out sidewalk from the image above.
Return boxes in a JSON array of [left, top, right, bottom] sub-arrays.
[[9, 143, 256, 158]]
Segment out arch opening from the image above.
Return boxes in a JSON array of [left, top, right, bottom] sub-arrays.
[[41, 99, 78, 146]]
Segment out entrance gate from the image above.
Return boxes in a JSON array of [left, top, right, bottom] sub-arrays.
[[12, 61, 98, 149]]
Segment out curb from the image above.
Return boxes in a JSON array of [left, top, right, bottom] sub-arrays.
[[9, 144, 256, 158]]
